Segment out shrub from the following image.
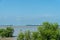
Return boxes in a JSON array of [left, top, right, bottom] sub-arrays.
[[24, 30, 31, 40], [0, 27, 14, 37], [5, 27, 14, 37], [17, 22, 60, 40], [17, 32, 24, 40]]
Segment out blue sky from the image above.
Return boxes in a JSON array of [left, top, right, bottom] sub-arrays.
[[0, 0, 60, 25]]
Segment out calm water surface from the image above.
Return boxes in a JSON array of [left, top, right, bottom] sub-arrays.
[[13, 26, 38, 36]]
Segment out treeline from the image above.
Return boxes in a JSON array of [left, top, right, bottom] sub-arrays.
[[17, 22, 60, 40]]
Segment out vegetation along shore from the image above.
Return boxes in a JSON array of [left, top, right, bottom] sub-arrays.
[[0, 22, 60, 40]]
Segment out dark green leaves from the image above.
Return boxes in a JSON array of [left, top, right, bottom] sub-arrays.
[[0, 27, 14, 37]]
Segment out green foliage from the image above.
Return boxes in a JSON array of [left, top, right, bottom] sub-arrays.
[[17, 22, 60, 40], [5, 27, 14, 37], [0, 27, 14, 37], [31, 32, 37, 40], [38, 22, 59, 40], [24, 30, 31, 40], [0, 29, 6, 37], [17, 32, 24, 40]]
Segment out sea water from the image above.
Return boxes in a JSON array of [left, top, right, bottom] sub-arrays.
[[13, 26, 38, 36]]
